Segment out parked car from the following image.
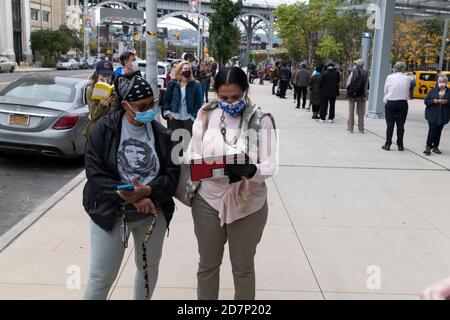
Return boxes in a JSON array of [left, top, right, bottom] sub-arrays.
[[0, 74, 90, 158], [86, 57, 97, 69], [158, 62, 171, 89], [56, 58, 80, 70], [134, 61, 171, 89], [78, 58, 90, 70], [0, 57, 16, 73]]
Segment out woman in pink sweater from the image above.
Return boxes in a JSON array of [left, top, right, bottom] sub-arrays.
[[185, 67, 277, 300]]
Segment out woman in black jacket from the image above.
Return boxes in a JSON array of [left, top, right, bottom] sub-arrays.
[[423, 74, 450, 156], [83, 73, 180, 300]]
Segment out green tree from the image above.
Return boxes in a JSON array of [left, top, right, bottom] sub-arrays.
[[31, 25, 82, 66], [209, 0, 242, 67]]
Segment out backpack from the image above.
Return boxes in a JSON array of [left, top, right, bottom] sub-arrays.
[[347, 68, 366, 99]]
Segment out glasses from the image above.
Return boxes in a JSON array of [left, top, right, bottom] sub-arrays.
[[129, 102, 155, 112]]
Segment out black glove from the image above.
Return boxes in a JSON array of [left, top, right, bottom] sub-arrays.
[[224, 164, 257, 185]]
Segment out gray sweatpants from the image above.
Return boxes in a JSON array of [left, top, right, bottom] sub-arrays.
[[192, 194, 268, 300], [83, 214, 167, 300]]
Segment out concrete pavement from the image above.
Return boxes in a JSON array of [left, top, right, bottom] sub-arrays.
[[1, 83, 450, 300]]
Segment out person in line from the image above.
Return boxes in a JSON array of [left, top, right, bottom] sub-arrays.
[[185, 67, 277, 300], [295, 64, 311, 109], [166, 60, 180, 83], [382, 62, 414, 151], [83, 73, 180, 300], [162, 61, 203, 154], [319, 63, 341, 123], [114, 51, 139, 79], [199, 60, 212, 103], [83, 60, 118, 137], [292, 64, 299, 103], [270, 61, 280, 96], [278, 62, 291, 99], [346, 59, 369, 134], [309, 66, 323, 120], [423, 74, 450, 156]]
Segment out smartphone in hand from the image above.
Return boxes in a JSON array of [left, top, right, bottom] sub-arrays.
[[117, 184, 135, 191]]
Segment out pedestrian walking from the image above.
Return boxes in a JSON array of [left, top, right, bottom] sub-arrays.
[[382, 62, 414, 151], [83, 60, 118, 137], [295, 64, 311, 109], [423, 74, 450, 155], [185, 66, 277, 300], [83, 73, 180, 300], [346, 59, 369, 133], [278, 62, 291, 99], [319, 63, 341, 123], [162, 61, 203, 154], [309, 66, 323, 120]]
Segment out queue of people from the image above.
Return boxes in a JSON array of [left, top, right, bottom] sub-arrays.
[[82, 49, 277, 301]]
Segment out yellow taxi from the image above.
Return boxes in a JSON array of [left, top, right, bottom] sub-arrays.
[[412, 71, 450, 99]]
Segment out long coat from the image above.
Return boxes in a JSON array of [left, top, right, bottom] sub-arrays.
[[424, 87, 450, 126], [308, 73, 322, 106]]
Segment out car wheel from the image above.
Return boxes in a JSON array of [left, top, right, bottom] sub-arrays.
[[9, 66, 15, 73]]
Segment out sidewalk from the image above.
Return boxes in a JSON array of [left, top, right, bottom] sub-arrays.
[[1, 83, 450, 300]]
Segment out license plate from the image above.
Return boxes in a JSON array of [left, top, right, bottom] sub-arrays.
[[8, 114, 30, 126]]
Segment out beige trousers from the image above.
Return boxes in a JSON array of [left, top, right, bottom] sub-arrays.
[[348, 98, 367, 132], [191, 194, 268, 300]]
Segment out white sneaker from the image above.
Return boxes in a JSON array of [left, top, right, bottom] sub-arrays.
[[319, 120, 326, 123], [328, 119, 335, 123]]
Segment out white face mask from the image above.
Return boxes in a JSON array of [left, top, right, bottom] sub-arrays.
[[131, 60, 139, 71]]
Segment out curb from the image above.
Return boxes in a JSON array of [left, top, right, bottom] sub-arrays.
[[15, 68, 56, 73], [0, 170, 86, 253]]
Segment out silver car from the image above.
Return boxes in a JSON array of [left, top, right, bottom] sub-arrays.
[[0, 56, 16, 73], [0, 74, 90, 158], [56, 58, 80, 70]]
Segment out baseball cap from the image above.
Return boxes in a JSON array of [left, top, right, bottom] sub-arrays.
[[96, 59, 114, 75]]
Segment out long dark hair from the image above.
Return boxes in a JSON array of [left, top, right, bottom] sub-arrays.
[[213, 67, 249, 93]]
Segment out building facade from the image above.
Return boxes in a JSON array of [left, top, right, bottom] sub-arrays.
[[0, 0, 79, 64]]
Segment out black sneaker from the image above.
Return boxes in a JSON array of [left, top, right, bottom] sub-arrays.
[[382, 144, 391, 151], [432, 147, 442, 154], [424, 147, 432, 156], [398, 145, 404, 151]]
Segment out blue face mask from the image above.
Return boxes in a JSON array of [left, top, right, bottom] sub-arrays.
[[219, 99, 246, 117], [127, 103, 158, 124]]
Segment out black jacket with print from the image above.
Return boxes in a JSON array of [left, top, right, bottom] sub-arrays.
[[83, 110, 180, 232]]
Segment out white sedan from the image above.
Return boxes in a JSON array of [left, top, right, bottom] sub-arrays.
[[0, 57, 16, 73]]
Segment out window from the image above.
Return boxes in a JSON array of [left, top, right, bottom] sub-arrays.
[[67, 0, 71, 6], [31, 9, 39, 21], [43, 11, 49, 23], [2, 82, 75, 103], [419, 73, 437, 82]]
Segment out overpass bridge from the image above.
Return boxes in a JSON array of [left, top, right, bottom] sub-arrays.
[[87, 0, 275, 55]]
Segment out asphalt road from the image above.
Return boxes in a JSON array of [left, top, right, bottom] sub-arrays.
[[0, 69, 92, 237]]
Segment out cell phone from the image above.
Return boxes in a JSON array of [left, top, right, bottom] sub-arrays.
[[117, 183, 135, 191]]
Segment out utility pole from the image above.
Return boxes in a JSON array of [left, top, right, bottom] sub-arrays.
[[83, 0, 89, 58], [197, 1, 202, 61], [146, 0, 159, 103]]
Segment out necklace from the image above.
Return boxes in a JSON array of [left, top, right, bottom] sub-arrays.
[[219, 110, 244, 147]]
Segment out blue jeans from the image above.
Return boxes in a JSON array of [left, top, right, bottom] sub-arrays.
[[84, 214, 167, 300], [272, 79, 279, 94], [201, 81, 210, 102]]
